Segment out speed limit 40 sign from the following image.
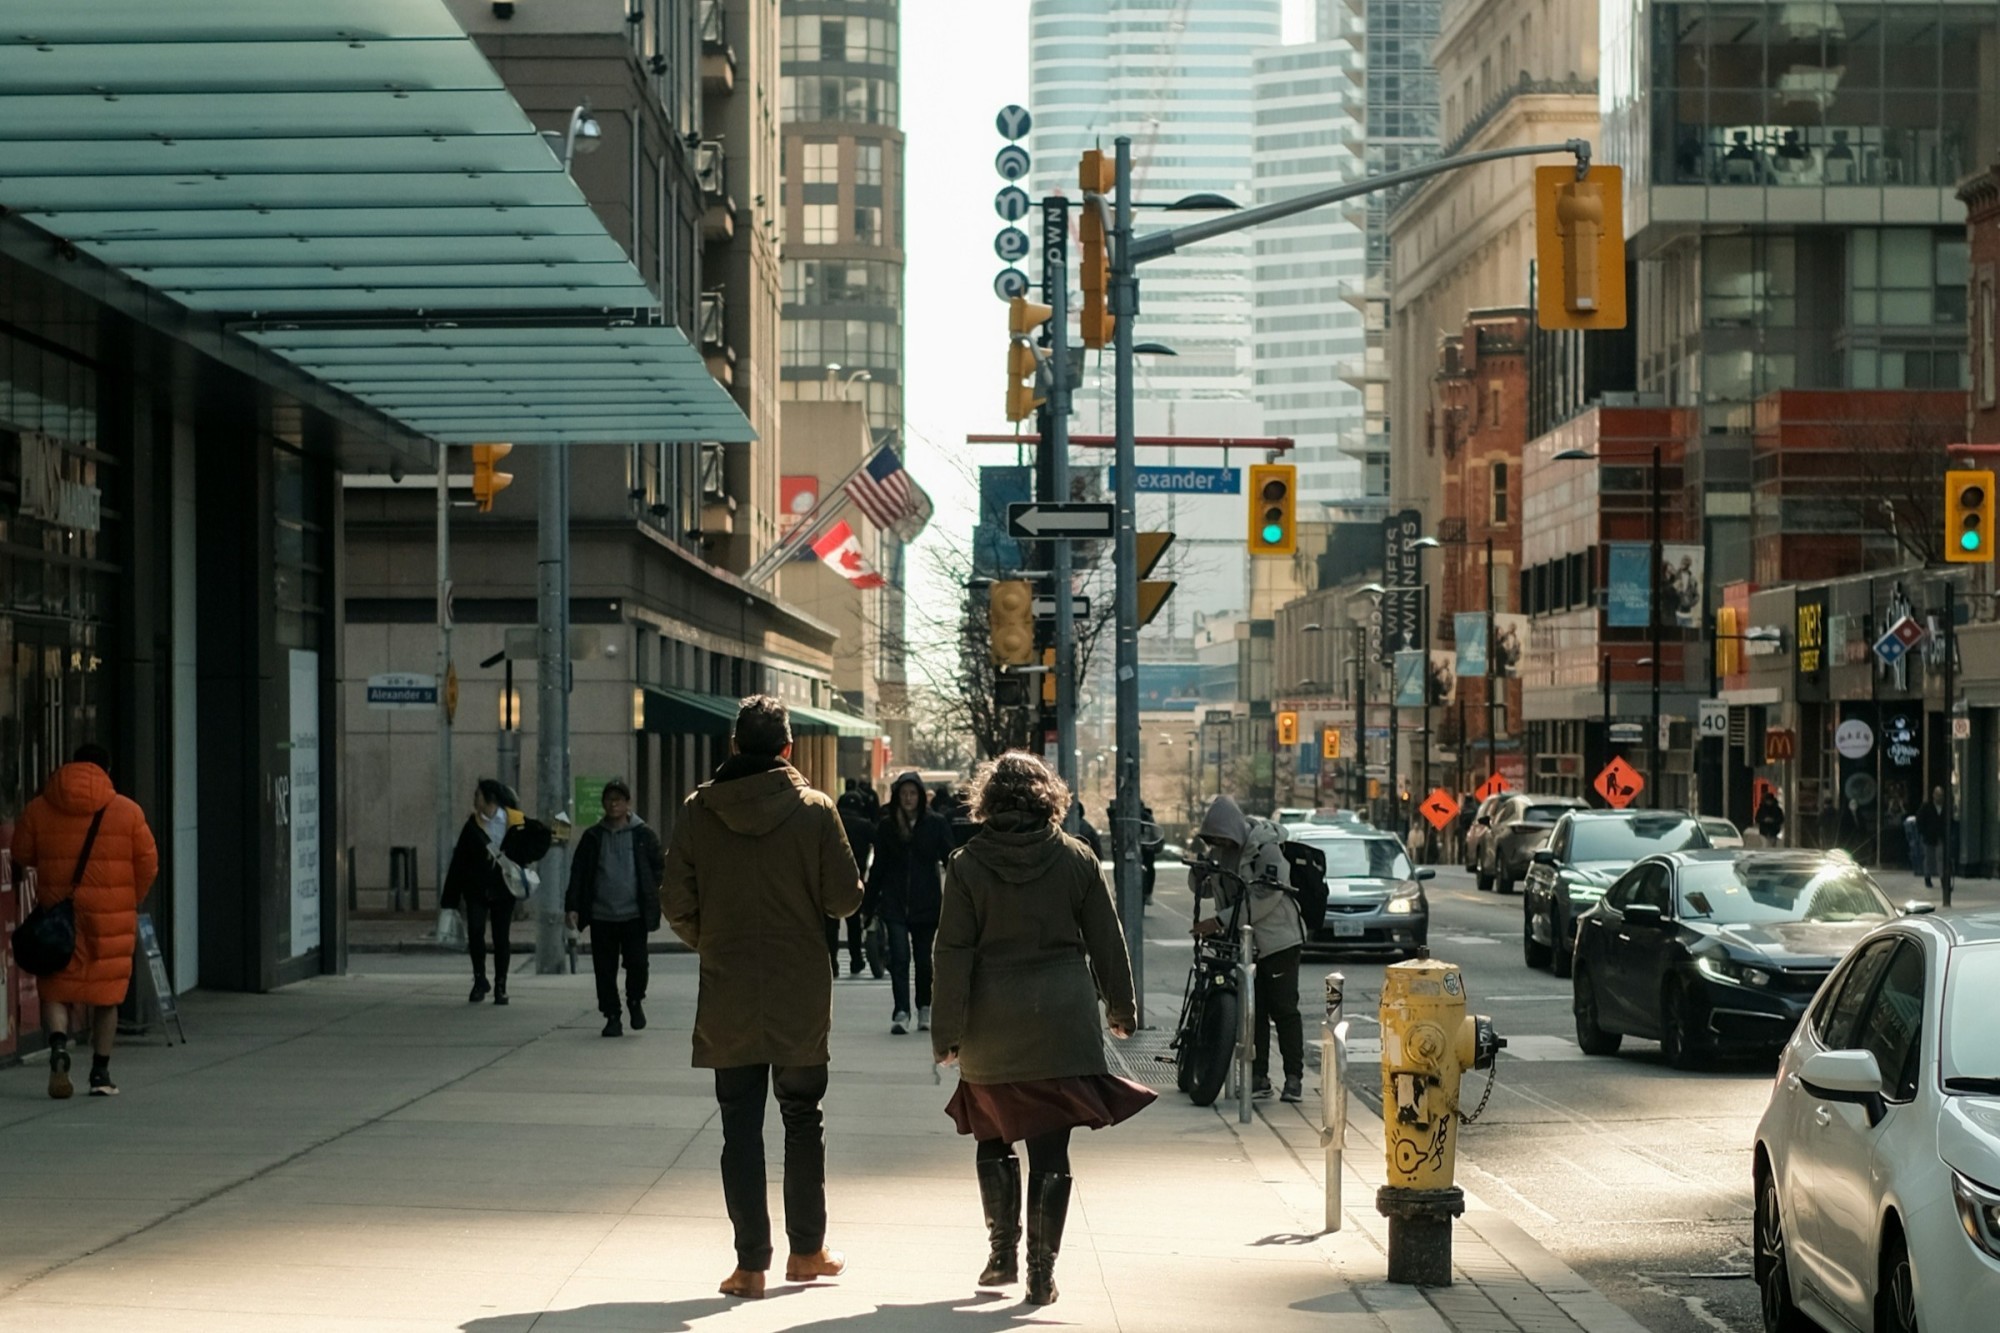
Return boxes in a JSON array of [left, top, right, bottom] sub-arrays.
[[1698, 699, 1728, 740]]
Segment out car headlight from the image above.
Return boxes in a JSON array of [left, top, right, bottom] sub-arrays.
[[1695, 955, 1772, 987], [1953, 1171, 2000, 1260], [1562, 879, 1605, 902], [1386, 889, 1421, 916]]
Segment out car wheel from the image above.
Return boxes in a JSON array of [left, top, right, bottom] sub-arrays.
[[1550, 912, 1574, 979], [1754, 1162, 1808, 1333], [1572, 966, 1623, 1056], [1878, 1228, 1918, 1333], [1523, 906, 1552, 969], [1497, 875, 1516, 896], [1660, 980, 1707, 1070], [1476, 868, 1494, 892]]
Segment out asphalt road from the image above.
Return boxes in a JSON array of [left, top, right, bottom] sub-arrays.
[[1144, 860, 1768, 1333]]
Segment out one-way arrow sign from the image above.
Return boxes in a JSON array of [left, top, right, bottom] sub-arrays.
[[1033, 595, 1090, 619], [1007, 502, 1115, 539]]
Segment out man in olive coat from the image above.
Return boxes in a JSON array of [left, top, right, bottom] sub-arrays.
[[662, 696, 863, 1301]]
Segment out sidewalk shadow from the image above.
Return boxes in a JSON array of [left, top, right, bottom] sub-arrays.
[[460, 1294, 790, 1332], [762, 1296, 1047, 1331]]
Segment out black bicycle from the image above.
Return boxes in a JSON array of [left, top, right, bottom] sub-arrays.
[[1168, 860, 1247, 1107]]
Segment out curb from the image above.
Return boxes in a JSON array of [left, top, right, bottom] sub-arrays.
[[348, 938, 694, 956]]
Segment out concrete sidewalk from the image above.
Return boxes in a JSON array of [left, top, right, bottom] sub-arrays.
[[1, 961, 1647, 1332]]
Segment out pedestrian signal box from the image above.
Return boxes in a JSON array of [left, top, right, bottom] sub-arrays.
[[1533, 165, 1626, 330], [988, 580, 1035, 666], [471, 443, 514, 512]]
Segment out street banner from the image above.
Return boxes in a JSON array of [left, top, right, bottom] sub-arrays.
[[1453, 612, 1488, 678], [1379, 509, 1421, 662], [779, 475, 818, 533], [1662, 544, 1704, 627], [1492, 613, 1528, 677], [1606, 543, 1650, 627], [1428, 650, 1457, 706], [1393, 649, 1426, 707]]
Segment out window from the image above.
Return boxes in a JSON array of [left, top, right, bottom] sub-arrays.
[[802, 204, 838, 245], [1853, 941, 1925, 1101], [803, 141, 838, 185], [1811, 937, 1900, 1049], [853, 205, 882, 246], [1491, 461, 1509, 525], [819, 18, 846, 63], [855, 142, 883, 187]]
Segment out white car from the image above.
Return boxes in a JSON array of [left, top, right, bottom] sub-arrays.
[[1753, 911, 2000, 1333], [1700, 816, 1744, 849]]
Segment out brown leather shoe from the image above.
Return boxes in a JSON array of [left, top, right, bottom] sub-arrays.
[[718, 1268, 765, 1299], [784, 1247, 847, 1282]]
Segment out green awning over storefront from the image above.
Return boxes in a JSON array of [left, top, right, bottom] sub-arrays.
[[640, 688, 737, 738], [789, 704, 878, 740]]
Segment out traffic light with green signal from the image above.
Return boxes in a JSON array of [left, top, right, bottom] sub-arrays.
[[988, 579, 1035, 666], [1247, 462, 1296, 556], [1006, 296, 1052, 423], [471, 443, 514, 512], [1945, 468, 1996, 563]]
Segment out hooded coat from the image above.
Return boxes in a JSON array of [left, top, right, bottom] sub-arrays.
[[930, 810, 1137, 1083], [1196, 795, 1304, 958], [661, 757, 862, 1069], [12, 762, 160, 1007], [863, 772, 954, 926]]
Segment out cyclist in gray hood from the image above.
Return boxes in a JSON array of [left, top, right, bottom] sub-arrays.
[[1191, 795, 1305, 1103]]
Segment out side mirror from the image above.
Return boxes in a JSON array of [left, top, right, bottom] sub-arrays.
[[1622, 902, 1665, 927], [1899, 900, 1937, 916], [1532, 849, 1559, 867], [1413, 867, 1437, 882], [1799, 1049, 1886, 1123]]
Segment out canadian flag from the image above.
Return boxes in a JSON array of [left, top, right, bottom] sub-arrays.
[[810, 521, 887, 588]]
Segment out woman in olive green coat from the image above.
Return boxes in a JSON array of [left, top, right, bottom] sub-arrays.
[[931, 752, 1152, 1306]]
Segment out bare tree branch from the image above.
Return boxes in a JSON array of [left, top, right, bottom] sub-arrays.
[[1834, 407, 1955, 566]]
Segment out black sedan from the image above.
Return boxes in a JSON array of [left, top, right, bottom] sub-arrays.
[[1522, 810, 1712, 977], [1570, 850, 1914, 1069]]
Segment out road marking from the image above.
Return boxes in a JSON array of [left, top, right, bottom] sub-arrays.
[[1477, 994, 1570, 1002], [1499, 1034, 1589, 1061]]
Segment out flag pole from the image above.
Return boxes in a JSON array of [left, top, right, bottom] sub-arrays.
[[745, 452, 874, 584], [757, 495, 858, 586]]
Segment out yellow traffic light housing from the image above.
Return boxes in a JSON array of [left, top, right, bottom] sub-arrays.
[[471, 442, 514, 512], [1322, 728, 1341, 761], [1276, 711, 1299, 746], [1945, 468, 1996, 563], [1533, 165, 1626, 330], [1078, 150, 1115, 350], [1041, 647, 1058, 707], [1006, 296, 1052, 423], [989, 579, 1035, 666], [1247, 462, 1297, 556]]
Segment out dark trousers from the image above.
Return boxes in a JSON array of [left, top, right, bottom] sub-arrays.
[[976, 1128, 1071, 1174], [824, 914, 863, 972], [885, 919, 935, 1015], [1252, 944, 1305, 1083], [589, 918, 649, 1017], [462, 891, 512, 985], [714, 1063, 830, 1270]]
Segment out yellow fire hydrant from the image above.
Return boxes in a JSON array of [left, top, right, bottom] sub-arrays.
[[1374, 957, 1502, 1285]]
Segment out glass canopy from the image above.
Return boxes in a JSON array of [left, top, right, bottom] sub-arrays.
[[0, 0, 751, 445]]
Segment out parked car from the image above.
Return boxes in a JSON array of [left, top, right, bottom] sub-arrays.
[[1571, 851, 1905, 1068], [1272, 807, 1313, 828], [1289, 828, 1432, 958], [1463, 794, 1508, 872], [1753, 911, 2000, 1333], [1700, 816, 1744, 849], [1476, 793, 1588, 893], [1523, 810, 1711, 977]]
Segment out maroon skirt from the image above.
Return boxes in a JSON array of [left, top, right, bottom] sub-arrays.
[[946, 1074, 1157, 1143]]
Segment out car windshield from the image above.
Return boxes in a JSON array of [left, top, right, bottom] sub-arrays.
[[1701, 819, 1738, 839], [1673, 861, 1894, 925], [1568, 816, 1709, 862], [1304, 837, 1412, 880], [1943, 945, 2000, 1085]]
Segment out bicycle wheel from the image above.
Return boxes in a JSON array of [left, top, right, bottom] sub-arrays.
[[1186, 987, 1239, 1107]]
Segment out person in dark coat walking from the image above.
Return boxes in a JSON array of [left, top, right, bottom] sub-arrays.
[[828, 786, 876, 978], [565, 778, 664, 1037], [1917, 785, 1948, 888], [933, 752, 1152, 1305], [661, 696, 862, 1300], [1755, 790, 1786, 846], [442, 779, 524, 1006], [864, 771, 953, 1035]]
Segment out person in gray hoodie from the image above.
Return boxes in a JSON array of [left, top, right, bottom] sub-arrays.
[[1191, 795, 1306, 1103], [566, 778, 665, 1037]]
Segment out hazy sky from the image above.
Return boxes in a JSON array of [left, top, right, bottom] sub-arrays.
[[898, 1, 1315, 680]]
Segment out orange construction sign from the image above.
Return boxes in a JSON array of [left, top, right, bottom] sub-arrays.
[[1420, 788, 1460, 831], [1474, 772, 1511, 802], [1593, 756, 1645, 810]]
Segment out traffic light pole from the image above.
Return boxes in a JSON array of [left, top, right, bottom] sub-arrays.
[[535, 443, 571, 974], [1047, 251, 1079, 806], [435, 454, 462, 945]]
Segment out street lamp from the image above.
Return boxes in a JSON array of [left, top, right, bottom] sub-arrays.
[[1555, 443, 1665, 809], [1361, 580, 1428, 836], [548, 102, 602, 172]]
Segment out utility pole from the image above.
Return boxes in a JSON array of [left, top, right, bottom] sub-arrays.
[[1353, 626, 1368, 813], [1943, 579, 1955, 908], [1110, 137, 1145, 1025], [535, 444, 571, 973], [1649, 439, 1663, 809], [435, 454, 462, 945], [1486, 535, 1498, 785], [1044, 199, 1079, 805]]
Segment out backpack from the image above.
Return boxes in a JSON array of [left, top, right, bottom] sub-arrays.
[[1277, 840, 1329, 933]]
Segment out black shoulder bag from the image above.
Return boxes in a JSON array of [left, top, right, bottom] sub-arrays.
[[10, 807, 108, 978]]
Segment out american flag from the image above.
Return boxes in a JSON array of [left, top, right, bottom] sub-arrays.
[[843, 446, 932, 542]]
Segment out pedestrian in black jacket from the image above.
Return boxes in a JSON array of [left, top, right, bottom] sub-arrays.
[[564, 779, 664, 1037], [442, 779, 526, 1006], [829, 786, 876, 978], [1917, 786, 1948, 888], [864, 771, 953, 1035]]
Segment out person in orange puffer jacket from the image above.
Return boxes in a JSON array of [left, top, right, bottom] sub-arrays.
[[12, 744, 160, 1099]]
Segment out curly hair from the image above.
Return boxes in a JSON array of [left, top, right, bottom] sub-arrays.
[[969, 751, 1070, 825]]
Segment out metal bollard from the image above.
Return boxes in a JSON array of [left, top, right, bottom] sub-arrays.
[[1234, 917, 1255, 1121], [1321, 971, 1349, 1232]]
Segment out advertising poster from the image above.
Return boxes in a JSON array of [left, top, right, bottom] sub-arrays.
[[1428, 650, 1458, 706], [1453, 612, 1488, 679], [1662, 544, 1705, 627], [1379, 509, 1421, 662], [1606, 543, 1651, 627], [1393, 649, 1426, 707], [1492, 613, 1528, 677], [288, 649, 321, 955]]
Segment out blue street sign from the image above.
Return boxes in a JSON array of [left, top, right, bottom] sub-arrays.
[[1106, 466, 1241, 495]]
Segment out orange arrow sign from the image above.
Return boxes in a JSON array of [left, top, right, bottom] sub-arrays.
[[1593, 756, 1645, 810], [1420, 787, 1460, 831]]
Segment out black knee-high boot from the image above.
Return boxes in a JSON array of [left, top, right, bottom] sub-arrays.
[[976, 1155, 1022, 1286], [1025, 1171, 1072, 1306]]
